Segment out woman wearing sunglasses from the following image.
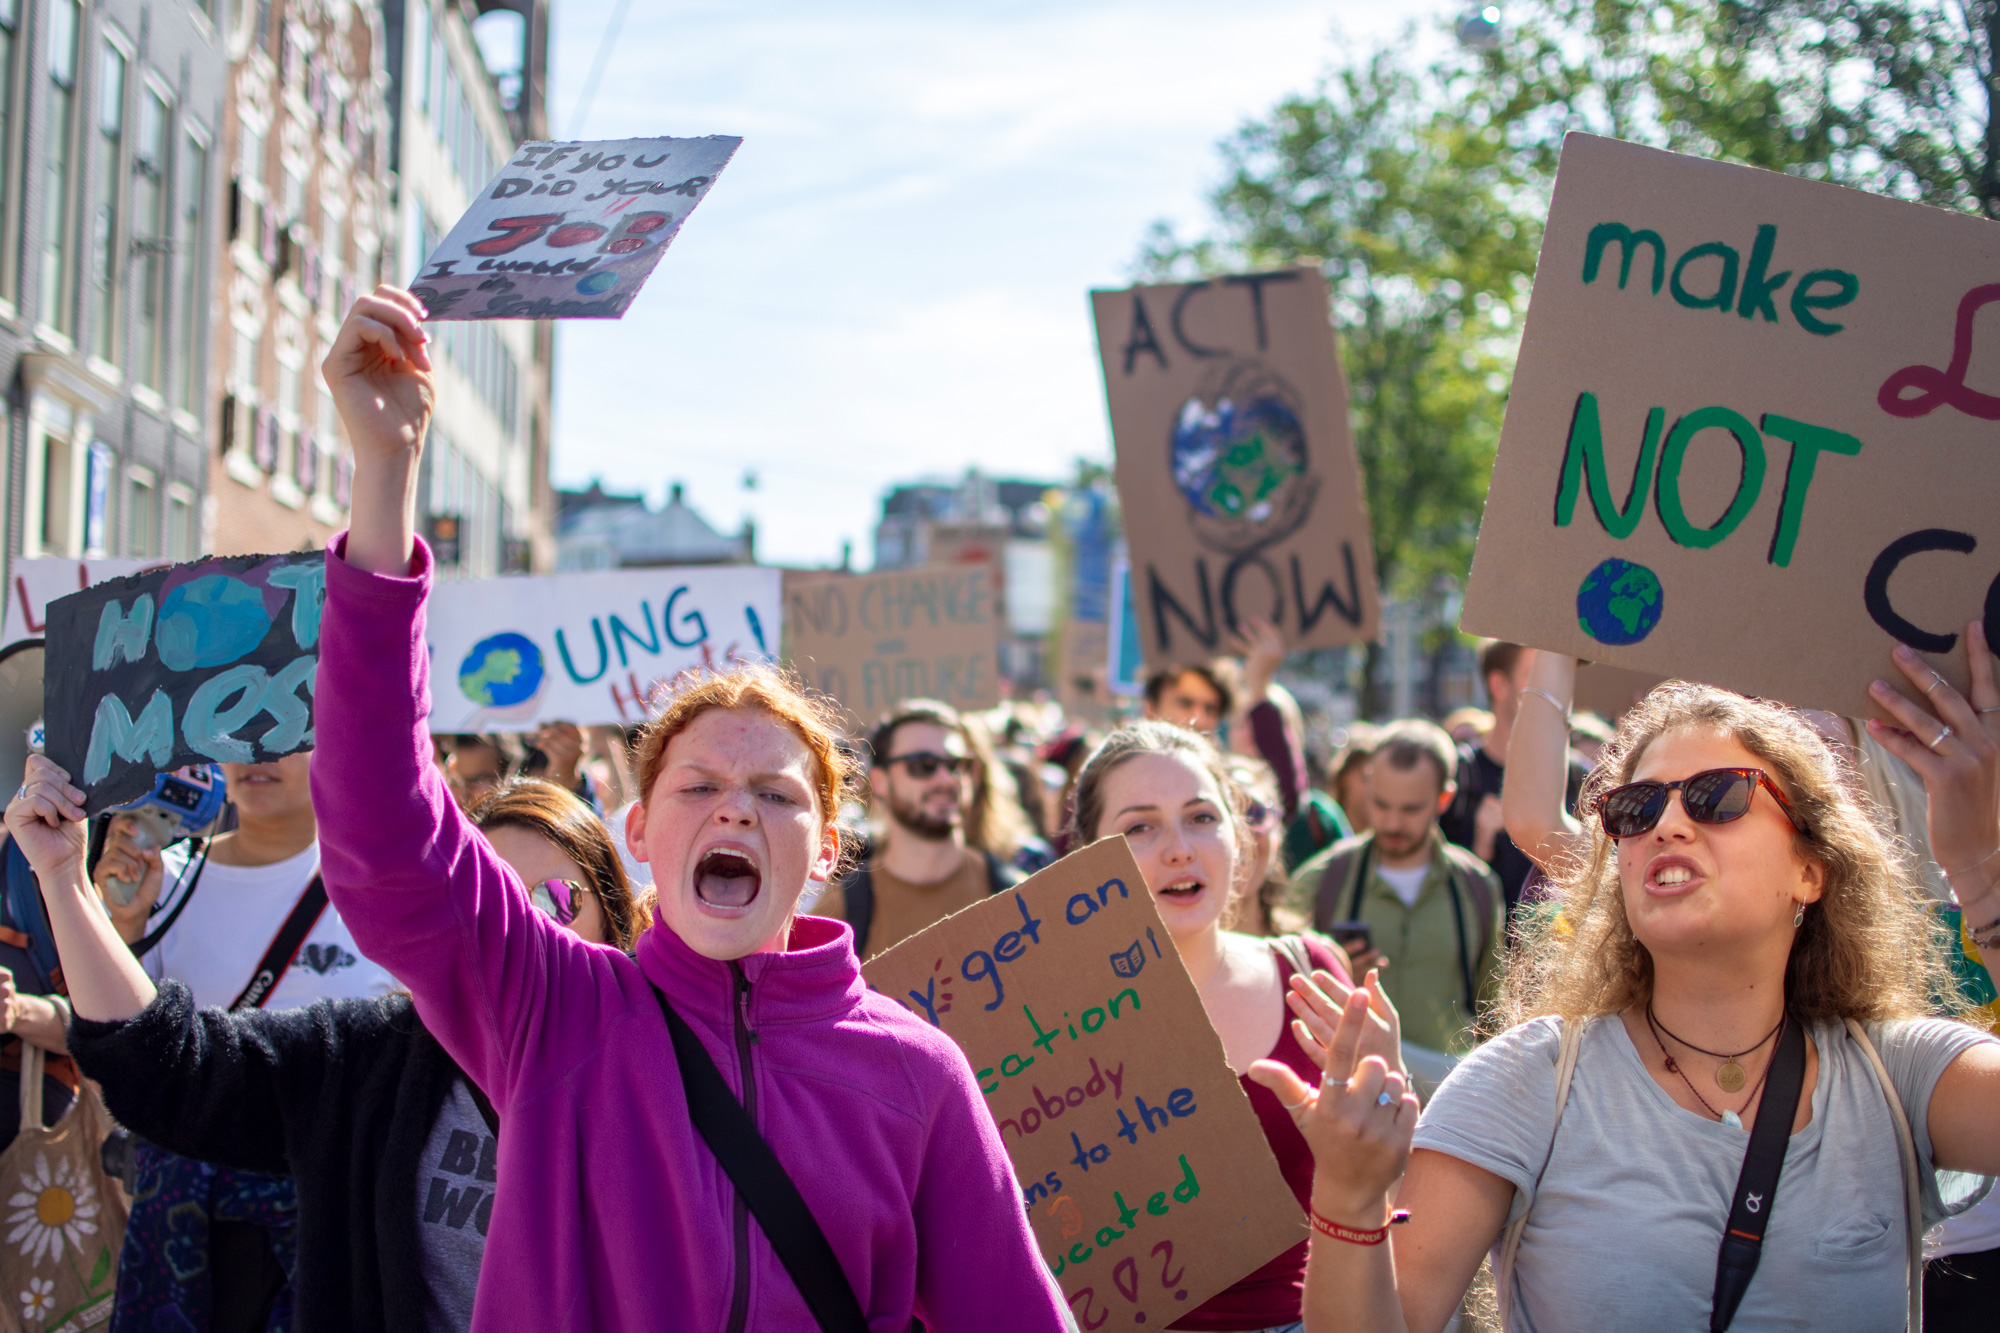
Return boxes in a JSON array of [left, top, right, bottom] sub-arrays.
[[5, 776, 640, 1333], [1259, 634, 2000, 1332], [1069, 721, 1398, 1332]]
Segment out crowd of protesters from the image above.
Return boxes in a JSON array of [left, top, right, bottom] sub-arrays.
[[0, 285, 1988, 1332]]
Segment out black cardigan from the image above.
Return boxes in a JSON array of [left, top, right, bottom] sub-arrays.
[[69, 981, 467, 1333]]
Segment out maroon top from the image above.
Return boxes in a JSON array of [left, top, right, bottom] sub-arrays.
[[1171, 935, 1347, 1331]]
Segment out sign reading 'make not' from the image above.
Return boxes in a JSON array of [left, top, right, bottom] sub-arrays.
[[1464, 133, 2000, 718]]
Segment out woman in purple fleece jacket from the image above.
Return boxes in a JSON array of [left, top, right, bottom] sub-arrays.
[[314, 288, 1071, 1331]]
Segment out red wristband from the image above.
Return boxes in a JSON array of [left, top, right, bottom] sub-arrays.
[[1310, 1208, 1408, 1245]]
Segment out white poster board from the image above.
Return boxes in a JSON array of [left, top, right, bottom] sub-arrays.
[[3, 558, 168, 649], [425, 567, 781, 731], [410, 135, 741, 321]]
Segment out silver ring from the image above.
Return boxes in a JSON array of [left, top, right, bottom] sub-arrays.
[[1980, 706, 2000, 716], [11, 786, 23, 802], [1376, 1090, 1394, 1107], [1930, 725, 1954, 754], [1926, 674, 1949, 696]]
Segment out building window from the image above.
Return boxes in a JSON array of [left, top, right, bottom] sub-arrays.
[[36, 430, 72, 554], [82, 440, 110, 555], [39, 0, 80, 334], [91, 40, 126, 364], [165, 483, 194, 558], [132, 84, 167, 392], [173, 131, 206, 414], [126, 467, 154, 555], [0, 0, 19, 302]]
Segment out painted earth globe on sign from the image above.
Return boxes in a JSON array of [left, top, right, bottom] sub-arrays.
[[458, 632, 546, 707], [155, 574, 274, 672], [1576, 557, 1663, 646], [1170, 361, 1319, 556]]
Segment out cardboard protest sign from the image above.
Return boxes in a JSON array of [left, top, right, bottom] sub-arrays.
[[863, 838, 1300, 1328], [1573, 662, 1666, 721], [1462, 133, 2000, 718], [4, 558, 169, 649], [424, 567, 781, 731], [1091, 266, 1381, 670], [43, 554, 325, 814], [781, 564, 1001, 730], [410, 135, 741, 321]]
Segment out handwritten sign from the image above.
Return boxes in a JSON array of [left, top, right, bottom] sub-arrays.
[[424, 566, 780, 731], [781, 564, 1001, 730], [410, 135, 741, 321], [43, 554, 325, 814], [1091, 266, 1381, 669], [4, 558, 169, 650], [1462, 133, 2000, 718], [863, 838, 1299, 1329]]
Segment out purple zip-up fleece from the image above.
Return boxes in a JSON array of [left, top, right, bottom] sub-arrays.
[[311, 535, 1070, 1332]]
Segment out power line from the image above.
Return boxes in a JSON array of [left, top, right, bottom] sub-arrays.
[[568, 0, 635, 139]]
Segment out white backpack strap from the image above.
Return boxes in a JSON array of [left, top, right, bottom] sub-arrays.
[[1843, 1018, 1923, 1333], [1495, 1017, 1585, 1329]]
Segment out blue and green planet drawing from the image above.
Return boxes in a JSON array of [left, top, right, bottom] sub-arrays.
[[1576, 557, 1663, 645]]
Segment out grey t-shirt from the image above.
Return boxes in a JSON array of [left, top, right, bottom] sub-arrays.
[[416, 1079, 495, 1333], [1413, 1015, 1995, 1332]]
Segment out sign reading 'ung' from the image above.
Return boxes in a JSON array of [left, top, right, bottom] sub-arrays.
[[1463, 133, 2000, 718], [44, 553, 325, 814], [1091, 265, 1380, 670], [411, 134, 740, 321], [863, 838, 1299, 1329]]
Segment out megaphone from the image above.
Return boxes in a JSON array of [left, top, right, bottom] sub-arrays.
[[0, 638, 44, 803]]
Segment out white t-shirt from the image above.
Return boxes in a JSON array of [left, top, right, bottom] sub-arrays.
[[1414, 1014, 1994, 1332], [1376, 863, 1429, 908], [143, 841, 397, 1010]]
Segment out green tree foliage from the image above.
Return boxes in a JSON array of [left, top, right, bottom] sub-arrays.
[[1144, 1, 1995, 622], [1137, 42, 1539, 602]]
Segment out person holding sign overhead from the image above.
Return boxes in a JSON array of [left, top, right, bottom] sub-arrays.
[[1260, 634, 2000, 1333], [1068, 720, 1399, 1332], [299, 286, 1067, 1331]]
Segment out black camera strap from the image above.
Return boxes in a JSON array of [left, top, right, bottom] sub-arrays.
[[1710, 1014, 1807, 1332], [228, 874, 328, 1011]]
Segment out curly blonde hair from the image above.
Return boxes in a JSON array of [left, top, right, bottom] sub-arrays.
[[1495, 682, 1964, 1031]]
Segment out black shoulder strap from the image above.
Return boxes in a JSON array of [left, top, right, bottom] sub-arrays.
[[1710, 1016, 1808, 1332], [840, 868, 874, 959], [1345, 839, 1377, 925], [229, 874, 329, 1011], [1311, 843, 1367, 933], [651, 984, 868, 1333]]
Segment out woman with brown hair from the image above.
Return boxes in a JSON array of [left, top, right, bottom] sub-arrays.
[[1069, 720, 1395, 1332], [1259, 631, 2000, 1332], [7, 775, 640, 1333]]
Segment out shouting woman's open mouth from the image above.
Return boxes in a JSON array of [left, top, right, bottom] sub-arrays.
[[695, 848, 762, 910]]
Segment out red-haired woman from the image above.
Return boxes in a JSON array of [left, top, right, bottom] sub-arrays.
[[287, 287, 1063, 1331]]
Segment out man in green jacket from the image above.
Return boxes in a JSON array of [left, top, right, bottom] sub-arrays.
[[1287, 719, 1503, 1081]]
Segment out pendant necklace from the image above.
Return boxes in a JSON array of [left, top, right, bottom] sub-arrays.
[[1646, 1007, 1784, 1129], [1646, 1003, 1783, 1093]]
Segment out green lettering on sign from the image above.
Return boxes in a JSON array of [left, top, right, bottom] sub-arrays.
[[1554, 392, 1661, 539], [1655, 406, 1766, 550], [1759, 414, 1863, 568]]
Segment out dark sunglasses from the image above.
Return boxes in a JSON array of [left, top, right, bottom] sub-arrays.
[[1244, 799, 1277, 830], [883, 751, 972, 780], [1594, 767, 1809, 840], [529, 878, 588, 927]]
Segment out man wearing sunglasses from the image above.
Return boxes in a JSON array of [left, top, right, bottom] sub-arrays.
[[1289, 720, 1504, 1090], [823, 702, 1024, 959]]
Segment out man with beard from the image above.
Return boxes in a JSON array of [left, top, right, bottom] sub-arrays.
[[824, 702, 1022, 960], [1287, 720, 1502, 1092]]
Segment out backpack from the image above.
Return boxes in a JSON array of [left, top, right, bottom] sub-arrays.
[[841, 851, 1023, 957]]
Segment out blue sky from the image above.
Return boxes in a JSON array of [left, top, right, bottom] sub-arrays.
[[538, 0, 1452, 568]]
